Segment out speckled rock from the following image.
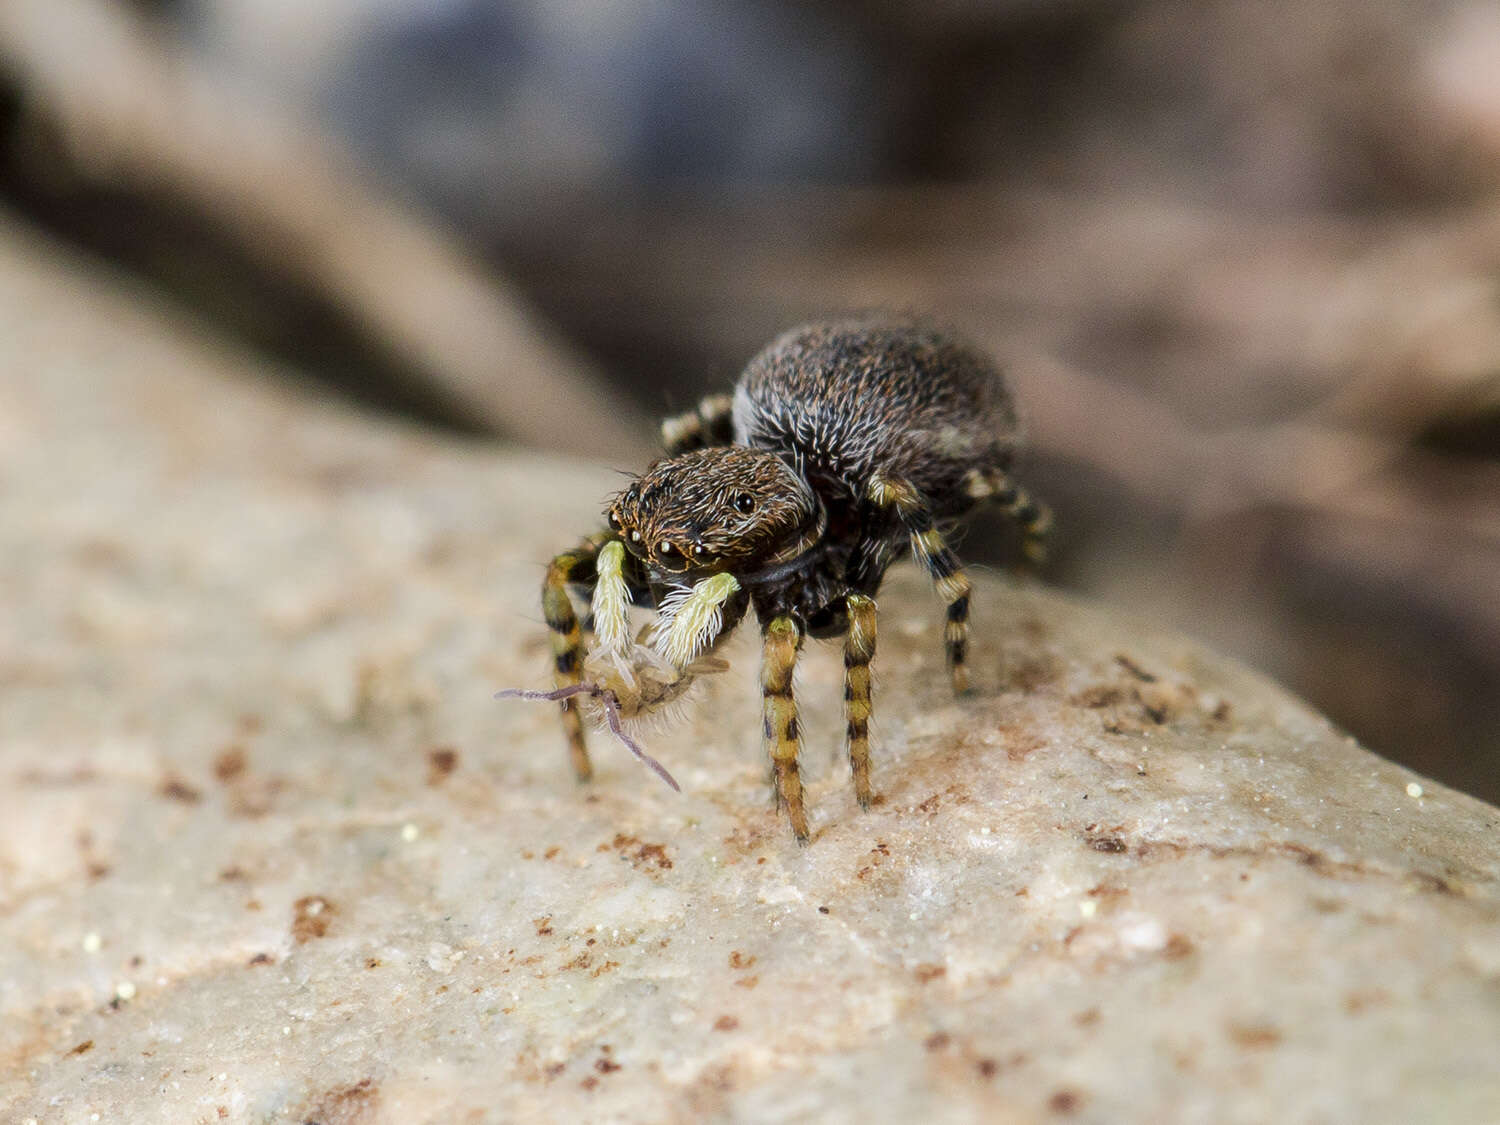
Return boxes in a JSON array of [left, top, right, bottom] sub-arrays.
[[2, 214, 1499, 1125]]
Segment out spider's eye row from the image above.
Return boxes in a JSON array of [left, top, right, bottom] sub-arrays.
[[734, 493, 757, 515]]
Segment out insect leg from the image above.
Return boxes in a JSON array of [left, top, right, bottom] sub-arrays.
[[660, 393, 736, 454], [762, 615, 809, 843], [870, 475, 973, 695], [963, 468, 1053, 568], [542, 536, 604, 781], [843, 593, 877, 810]]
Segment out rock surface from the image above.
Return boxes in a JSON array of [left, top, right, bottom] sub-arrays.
[[2, 212, 1500, 1124]]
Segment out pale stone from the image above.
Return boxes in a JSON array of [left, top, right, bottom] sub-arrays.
[[2, 214, 1499, 1123]]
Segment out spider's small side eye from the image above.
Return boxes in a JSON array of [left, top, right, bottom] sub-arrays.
[[607, 511, 622, 530], [734, 493, 756, 514]]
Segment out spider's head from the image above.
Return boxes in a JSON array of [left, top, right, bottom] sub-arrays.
[[608, 447, 822, 577]]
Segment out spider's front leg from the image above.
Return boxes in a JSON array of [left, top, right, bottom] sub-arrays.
[[762, 615, 809, 843], [660, 393, 736, 455], [869, 475, 974, 695], [541, 535, 606, 781]]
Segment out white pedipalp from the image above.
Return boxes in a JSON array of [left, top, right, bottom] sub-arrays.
[[591, 540, 633, 657], [654, 572, 741, 669]]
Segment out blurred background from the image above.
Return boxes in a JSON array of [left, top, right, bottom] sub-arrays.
[[2, 0, 1497, 798]]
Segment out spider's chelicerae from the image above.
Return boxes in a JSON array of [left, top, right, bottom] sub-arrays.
[[522, 316, 1050, 843]]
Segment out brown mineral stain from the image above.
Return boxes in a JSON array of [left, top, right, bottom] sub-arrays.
[[426, 747, 459, 785], [1074, 685, 1125, 709], [1075, 1007, 1101, 1027], [976, 1058, 998, 1079], [600, 833, 673, 871], [1087, 834, 1128, 854], [1228, 1023, 1283, 1049], [247, 952, 274, 966], [365, 958, 381, 969], [713, 1015, 740, 1032], [594, 1056, 622, 1074], [534, 916, 554, 937], [914, 964, 946, 984], [1008, 654, 1061, 691], [159, 776, 203, 804], [291, 895, 336, 943], [213, 746, 247, 782], [1114, 655, 1157, 683], [1004, 731, 1047, 761], [1049, 1089, 1083, 1114], [1162, 934, 1195, 960], [300, 1077, 379, 1124], [1344, 988, 1391, 1014], [734, 974, 759, 989], [66, 1039, 94, 1057], [924, 1032, 951, 1051], [544, 846, 561, 860]]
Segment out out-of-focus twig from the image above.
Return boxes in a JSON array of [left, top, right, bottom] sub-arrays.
[[0, 0, 654, 463]]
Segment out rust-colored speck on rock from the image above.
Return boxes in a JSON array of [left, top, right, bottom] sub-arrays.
[[299, 1076, 379, 1124], [291, 895, 336, 943], [213, 746, 247, 782], [426, 747, 459, 785]]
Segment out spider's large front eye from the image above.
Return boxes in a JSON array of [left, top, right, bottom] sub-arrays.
[[656, 541, 689, 571], [607, 510, 622, 531], [734, 493, 756, 514]]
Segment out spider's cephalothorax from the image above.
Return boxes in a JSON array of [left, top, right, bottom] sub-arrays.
[[537, 316, 1052, 842]]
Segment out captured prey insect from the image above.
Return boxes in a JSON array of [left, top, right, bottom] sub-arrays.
[[504, 315, 1051, 843]]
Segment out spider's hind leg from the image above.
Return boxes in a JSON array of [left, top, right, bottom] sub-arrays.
[[660, 393, 736, 454], [870, 475, 974, 696], [963, 468, 1053, 568]]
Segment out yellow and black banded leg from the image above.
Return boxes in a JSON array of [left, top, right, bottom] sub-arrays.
[[660, 393, 736, 454], [542, 538, 603, 781], [843, 594, 877, 810], [870, 475, 974, 695], [762, 615, 809, 843], [963, 468, 1053, 568]]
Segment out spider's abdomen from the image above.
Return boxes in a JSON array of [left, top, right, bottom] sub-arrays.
[[731, 316, 1018, 514]]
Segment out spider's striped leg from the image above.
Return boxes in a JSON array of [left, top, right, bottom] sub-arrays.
[[963, 468, 1053, 568], [762, 615, 809, 843], [843, 594, 878, 810], [870, 475, 973, 696], [542, 536, 606, 781], [660, 393, 736, 454]]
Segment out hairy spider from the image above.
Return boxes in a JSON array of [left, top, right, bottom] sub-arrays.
[[520, 316, 1051, 842]]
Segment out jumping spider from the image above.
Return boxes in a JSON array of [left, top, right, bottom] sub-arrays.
[[514, 316, 1050, 843]]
